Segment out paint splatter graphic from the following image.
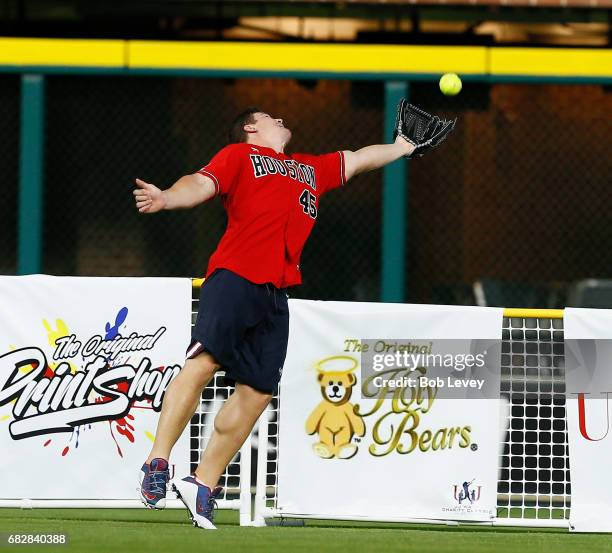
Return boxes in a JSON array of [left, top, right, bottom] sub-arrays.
[[34, 307, 152, 458], [1, 306, 168, 459]]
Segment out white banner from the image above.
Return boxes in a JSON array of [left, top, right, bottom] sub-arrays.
[[0, 275, 192, 500], [565, 308, 612, 532], [277, 300, 503, 522]]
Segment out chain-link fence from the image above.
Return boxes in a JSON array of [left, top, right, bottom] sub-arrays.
[[42, 76, 383, 301], [0, 75, 20, 275], [11, 75, 612, 305], [409, 81, 612, 307]]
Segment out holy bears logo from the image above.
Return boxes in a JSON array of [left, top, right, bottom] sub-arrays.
[[305, 356, 365, 459], [0, 311, 180, 440], [305, 355, 473, 459]]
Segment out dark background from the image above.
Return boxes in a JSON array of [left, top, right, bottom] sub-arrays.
[[2, 76, 610, 305]]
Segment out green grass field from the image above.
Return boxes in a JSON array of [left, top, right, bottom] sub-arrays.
[[1, 508, 611, 553]]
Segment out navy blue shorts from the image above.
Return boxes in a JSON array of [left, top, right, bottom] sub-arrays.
[[187, 269, 289, 394]]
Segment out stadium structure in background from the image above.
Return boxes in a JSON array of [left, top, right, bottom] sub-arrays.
[[1, 0, 610, 307], [1, 75, 610, 305]]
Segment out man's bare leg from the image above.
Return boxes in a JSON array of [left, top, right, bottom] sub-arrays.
[[194, 383, 272, 489], [146, 352, 220, 463]]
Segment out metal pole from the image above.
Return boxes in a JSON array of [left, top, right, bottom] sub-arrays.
[[382, 80, 409, 302], [239, 430, 253, 526], [252, 404, 271, 527], [18, 73, 45, 275]]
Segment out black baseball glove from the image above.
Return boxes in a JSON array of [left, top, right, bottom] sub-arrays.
[[393, 99, 456, 159]]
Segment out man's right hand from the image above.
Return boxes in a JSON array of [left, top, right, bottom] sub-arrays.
[[133, 178, 166, 214]]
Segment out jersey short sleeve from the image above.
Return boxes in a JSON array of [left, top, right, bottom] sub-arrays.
[[295, 151, 346, 196], [197, 144, 244, 196]]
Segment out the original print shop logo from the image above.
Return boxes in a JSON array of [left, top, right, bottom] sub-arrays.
[[0, 308, 180, 442]]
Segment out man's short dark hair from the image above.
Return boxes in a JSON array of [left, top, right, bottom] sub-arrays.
[[228, 107, 261, 144]]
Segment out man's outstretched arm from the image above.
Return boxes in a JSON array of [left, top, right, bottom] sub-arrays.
[[133, 173, 216, 214], [343, 100, 457, 182], [342, 136, 414, 181]]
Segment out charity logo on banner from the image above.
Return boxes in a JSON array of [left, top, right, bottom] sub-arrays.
[[0, 275, 192, 500], [565, 308, 612, 532], [278, 300, 503, 522]]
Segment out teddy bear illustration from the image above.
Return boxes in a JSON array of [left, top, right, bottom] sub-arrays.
[[305, 360, 365, 459]]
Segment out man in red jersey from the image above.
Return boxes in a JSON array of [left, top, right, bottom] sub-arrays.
[[133, 106, 453, 529]]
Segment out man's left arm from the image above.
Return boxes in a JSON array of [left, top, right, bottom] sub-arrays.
[[342, 136, 415, 182]]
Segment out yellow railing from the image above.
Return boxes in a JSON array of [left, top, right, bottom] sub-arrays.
[[0, 37, 610, 79], [503, 308, 564, 319]]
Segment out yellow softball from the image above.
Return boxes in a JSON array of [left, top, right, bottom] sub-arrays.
[[439, 73, 462, 96]]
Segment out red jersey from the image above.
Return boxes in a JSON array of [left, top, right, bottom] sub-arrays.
[[198, 143, 346, 288]]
